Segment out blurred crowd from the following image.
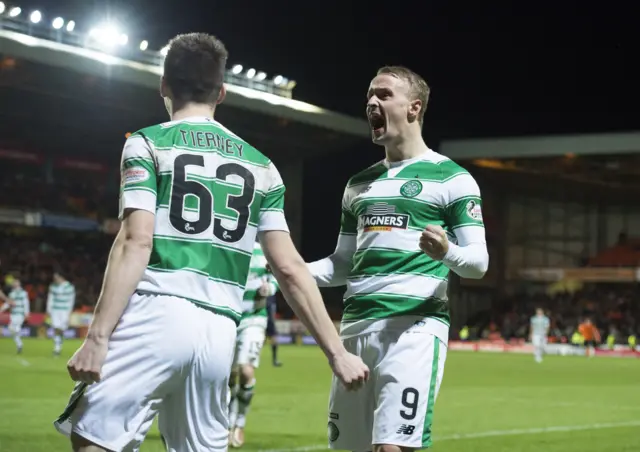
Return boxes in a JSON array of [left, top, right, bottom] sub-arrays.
[[0, 230, 109, 312], [464, 286, 639, 344], [0, 160, 115, 219]]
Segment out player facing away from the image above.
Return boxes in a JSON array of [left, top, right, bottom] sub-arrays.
[[47, 271, 76, 356], [308, 66, 489, 452], [0, 277, 30, 354], [229, 240, 279, 447], [529, 308, 550, 363], [53, 33, 368, 452]]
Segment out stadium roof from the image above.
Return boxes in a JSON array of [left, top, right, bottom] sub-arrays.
[[0, 29, 370, 140], [441, 131, 640, 159]]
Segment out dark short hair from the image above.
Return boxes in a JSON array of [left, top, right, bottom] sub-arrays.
[[163, 33, 228, 106], [377, 66, 430, 127]]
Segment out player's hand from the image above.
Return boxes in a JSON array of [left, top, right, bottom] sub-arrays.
[[258, 282, 272, 298], [329, 350, 369, 391], [67, 336, 109, 385], [420, 225, 449, 260]]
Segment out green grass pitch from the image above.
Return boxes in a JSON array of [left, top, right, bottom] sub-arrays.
[[1, 339, 639, 451]]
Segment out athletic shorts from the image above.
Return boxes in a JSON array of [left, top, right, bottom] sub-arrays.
[[53, 292, 237, 452], [9, 315, 25, 333], [532, 335, 548, 349], [234, 325, 266, 368], [50, 310, 71, 331], [328, 322, 447, 450]]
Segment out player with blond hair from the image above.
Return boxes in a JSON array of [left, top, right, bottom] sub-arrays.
[[308, 66, 489, 451]]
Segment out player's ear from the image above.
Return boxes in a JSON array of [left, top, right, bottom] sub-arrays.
[[408, 99, 422, 123], [160, 76, 168, 98], [216, 84, 227, 105]]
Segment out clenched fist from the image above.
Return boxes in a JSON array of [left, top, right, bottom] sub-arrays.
[[419, 224, 449, 260], [329, 350, 370, 391]]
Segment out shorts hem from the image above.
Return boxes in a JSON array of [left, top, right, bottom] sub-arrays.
[[60, 425, 123, 452], [373, 440, 428, 449]]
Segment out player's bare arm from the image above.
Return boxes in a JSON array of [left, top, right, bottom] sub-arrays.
[[67, 209, 154, 384], [260, 230, 369, 390]]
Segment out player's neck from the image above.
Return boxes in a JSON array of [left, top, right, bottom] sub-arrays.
[[171, 103, 215, 122], [384, 133, 429, 163]]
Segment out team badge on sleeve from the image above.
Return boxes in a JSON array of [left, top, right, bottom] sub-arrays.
[[123, 167, 150, 186], [465, 200, 483, 221]]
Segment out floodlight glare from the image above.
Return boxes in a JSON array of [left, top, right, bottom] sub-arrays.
[[139, 40, 148, 51], [9, 6, 21, 17], [52, 17, 65, 29], [66, 20, 75, 32], [160, 46, 169, 56], [30, 10, 42, 23], [231, 64, 243, 75], [273, 75, 284, 86], [255, 71, 267, 82], [0, 3, 6, 15], [119, 33, 128, 46], [246, 68, 256, 79]]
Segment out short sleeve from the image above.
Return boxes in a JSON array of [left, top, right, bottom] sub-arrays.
[[444, 172, 485, 231], [118, 133, 158, 220], [258, 162, 289, 232]]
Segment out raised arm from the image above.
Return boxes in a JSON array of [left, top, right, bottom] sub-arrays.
[[441, 173, 489, 279], [307, 188, 357, 287]]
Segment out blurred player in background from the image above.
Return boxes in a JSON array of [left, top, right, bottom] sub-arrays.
[[0, 277, 29, 353], [308, 66, 488, 452], [54, 33, 367, 452], [47, 271, 76, 356], [229, 240, 279, 447], [264, 263, 283, 367], [529, 307, 550, 363], [266, 294, 282, 366], [579, 317, 601, 358]]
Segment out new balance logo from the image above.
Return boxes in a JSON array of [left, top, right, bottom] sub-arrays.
[[396, 424, 415, 435]]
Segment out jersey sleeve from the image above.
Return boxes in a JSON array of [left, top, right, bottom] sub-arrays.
[[258, 162, 289, 233], [307, 185, 357, 287], [118, 133, 158, 220], [444, 172, 485, 234]]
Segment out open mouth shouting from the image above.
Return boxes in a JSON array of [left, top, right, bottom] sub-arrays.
[[368, 111, 386, 138]]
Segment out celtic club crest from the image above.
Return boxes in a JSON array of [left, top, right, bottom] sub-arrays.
[[400, 180, 423, 198]]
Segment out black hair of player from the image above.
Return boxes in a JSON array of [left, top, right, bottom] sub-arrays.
[[163, 33, 228, 107]]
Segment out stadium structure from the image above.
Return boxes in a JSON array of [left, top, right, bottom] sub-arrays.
[[0, 5, 639, 452]]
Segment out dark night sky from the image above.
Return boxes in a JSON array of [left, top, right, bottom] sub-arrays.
[[8, 0, 640, 257]]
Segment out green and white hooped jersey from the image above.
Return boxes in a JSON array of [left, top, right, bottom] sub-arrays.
[[48, 282, 75, 312], [238, 242, 278, 329], [8, 288, 29, 316], [118, 116, 289, 325], [530, 315, 550, 336], [313, 150, 486, 340]]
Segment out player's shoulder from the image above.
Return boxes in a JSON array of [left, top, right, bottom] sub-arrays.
[[422, 150, 472, 182], [346, 160, 387, 189]]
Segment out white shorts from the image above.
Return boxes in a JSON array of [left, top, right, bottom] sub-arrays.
[[9, 315, 25, 333], [233, 324, 266, 368], [532, 335, 548, 349], [328, 325, 447, 450], [50, 311, 71, 330], [54, 292, 237, 452]]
